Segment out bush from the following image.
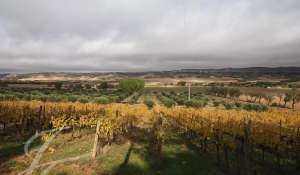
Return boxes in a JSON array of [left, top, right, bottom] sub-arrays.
[[177, 81, 186, 86], [224, 103, 234, 110], [78, 97, 89, 103], [0, 94, 5, 101], [234, 102, 242, 108], [174, 97, 185, 105], [158, 96, 175, 108], [97, 82, 109, 90], [242, 103, 268, 112], [54, 82, 63, 90], [24, 94, 32, 101], [67, 95, 78, 102], [185, 99, 207, 108], [109, 95, 121, 103], [38, 95, 48, 102], [163, 98, 175, 107], [144, 99, 154, 109], [213, 100, 221, 107], [94, 96, 110, 104], [271, 103, 278, 107]]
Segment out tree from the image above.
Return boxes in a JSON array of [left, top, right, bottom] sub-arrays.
[[284, 93, 291, 107], [257, 93, 266, 103], [288, 88, 300, 109], [54, 82, 63, 90], [177, 81, 186, 86], [248, 92, 259, 103], [278, 94, 284, 106], [228, 88, 242, 99], [265, 95, 274, 105], [207, 86, 229, 97], [97, 82, 109, 90], [119, 79, 145, 94], [248, 92, 265, 104], [85, 84, 92, 90], [73, 84, 83, 91], [219, 87, 229, 98]]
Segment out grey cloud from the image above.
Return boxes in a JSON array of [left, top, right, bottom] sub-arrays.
[[0, 0, 299, 72]]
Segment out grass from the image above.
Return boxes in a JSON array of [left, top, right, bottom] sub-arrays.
[[1, 125, 295, 175], [0, 128, 223, 175], [161, 144, 222, 175]]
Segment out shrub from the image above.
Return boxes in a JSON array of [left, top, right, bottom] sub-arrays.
[[158, 96, 175, 108], [271, 103, 278, 107], [234, 102, 242, 108], [97, 82, 109, 90], [118, 93, 128, 101], [185, 99, 207, 108], [67, 95, 78, 102], [38, 95, 48, 102], [144, 99, 154, 109], [213, 100, 221, 107], [163, 98, 175, 107], [224, 103, 234, 110], [94, 96, 110, 104], [54, 82, 63, 90], [242, 103, 268, 112], [110, 95, 121, 103], [47, 95, 63, 102], [174, 97, 185, 105], [177, 81, 186, 86], [24, 95, 32, 101], [0, 94, 5, 101], [78, 97, 89, 103]]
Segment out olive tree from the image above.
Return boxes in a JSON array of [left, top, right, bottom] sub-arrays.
[[119, 79, 145, 94]]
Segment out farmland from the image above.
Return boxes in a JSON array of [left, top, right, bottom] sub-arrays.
[[1, 68, 300, 175]]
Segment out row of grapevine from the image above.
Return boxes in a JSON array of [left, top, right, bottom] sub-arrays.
[[159, 106, 300, 174], [0, 101, 148, 140], [1, 100, 300, 174]]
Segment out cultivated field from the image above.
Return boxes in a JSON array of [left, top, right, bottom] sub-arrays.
[[1, 70, 300, 175]]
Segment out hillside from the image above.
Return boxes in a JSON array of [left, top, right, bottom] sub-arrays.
[[1, 67, 299, 82]]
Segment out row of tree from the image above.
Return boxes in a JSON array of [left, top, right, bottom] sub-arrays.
[[54, 79, 145, 94], [208, 86, 300, 109], [207, 86, 242, 99]]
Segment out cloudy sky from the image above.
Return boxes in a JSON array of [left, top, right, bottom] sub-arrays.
[[0, 0, 300, 72]]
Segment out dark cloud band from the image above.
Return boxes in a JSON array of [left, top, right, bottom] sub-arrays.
[[0, 0, 299, 72]]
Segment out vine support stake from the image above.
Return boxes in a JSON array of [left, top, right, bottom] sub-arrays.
[[92, 119, 101, 159]]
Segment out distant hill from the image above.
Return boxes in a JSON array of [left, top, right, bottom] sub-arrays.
[[1, 67, 300, 82], [177, 67, 300, 73]]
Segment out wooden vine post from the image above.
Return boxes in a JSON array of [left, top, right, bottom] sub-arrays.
[[149, 113, 163, 169], [243, 118, 252, 175], [296, 126, 300, 175], [92, 119, 101, 159]]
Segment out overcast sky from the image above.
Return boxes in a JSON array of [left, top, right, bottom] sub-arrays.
[[0, 0, 300, 72]]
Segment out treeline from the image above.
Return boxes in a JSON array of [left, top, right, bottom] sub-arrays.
[[212, 100, 268, 112], [156, 91, 209, 108], [207, 86, 300, 109], [0, 79, 146, 104], [206, 86, 242, 99], [0, 89, 130, 104]]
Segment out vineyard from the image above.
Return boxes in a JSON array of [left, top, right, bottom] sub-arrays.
[[0, 100, 300, 174]]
